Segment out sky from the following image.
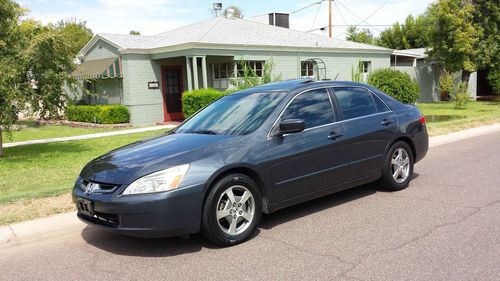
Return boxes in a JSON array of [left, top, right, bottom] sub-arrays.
[[18, 0, 435, 39]]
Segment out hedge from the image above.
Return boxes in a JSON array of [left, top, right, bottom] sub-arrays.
[[367, 68, 420, 104], [66, 105, 130, 124], [181, 88, 229, 117]]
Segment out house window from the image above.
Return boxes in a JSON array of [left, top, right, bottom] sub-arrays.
[[301, 61, 316, 77], [362, 61, 372, 74], [237, 61, 264, 77], [213, 62, 234, 79]]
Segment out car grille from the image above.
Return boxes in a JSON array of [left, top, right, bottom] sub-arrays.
[[80, 179, 119, 194]]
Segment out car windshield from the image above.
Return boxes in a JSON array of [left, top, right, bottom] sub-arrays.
[[176, 92, 285, 136]]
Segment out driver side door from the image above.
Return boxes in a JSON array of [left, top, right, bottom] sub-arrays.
[[267, 88, 348, 203]]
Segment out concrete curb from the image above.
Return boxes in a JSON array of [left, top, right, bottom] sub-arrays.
[[1, 123, 499, 244], [0, 212, 82, 244], [429, 123, 500, 148], [4, 124, 176, 148]]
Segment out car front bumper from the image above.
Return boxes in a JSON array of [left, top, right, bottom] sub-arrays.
[[72, 181, 205, 238]]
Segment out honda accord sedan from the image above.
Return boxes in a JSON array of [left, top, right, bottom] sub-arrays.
[[73, 79, 428, 246]]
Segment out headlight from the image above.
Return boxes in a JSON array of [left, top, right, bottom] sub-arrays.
[[122, 164, 190, 195]]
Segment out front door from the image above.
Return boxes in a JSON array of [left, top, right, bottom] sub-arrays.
[[268, 88, 348, 203], [162, 66, 183, 121]]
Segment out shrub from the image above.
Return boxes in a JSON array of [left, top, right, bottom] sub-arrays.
[[66, 105, 130, 124], [229, 60, 282, 90], [451, 82, 470, 109], [367, 68, 420, 104], [438, 70, 454, 100], [182, 88, 228, 117]]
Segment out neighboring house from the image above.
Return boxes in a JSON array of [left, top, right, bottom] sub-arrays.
[[74, 14, 394, 125], [392, 48, 479, 102]]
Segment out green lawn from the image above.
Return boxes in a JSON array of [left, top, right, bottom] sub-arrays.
[[2, 120, 130, 143], [417, 101, 500, 136], [0, 130, 164, 204]]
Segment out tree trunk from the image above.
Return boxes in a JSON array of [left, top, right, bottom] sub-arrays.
[[462, 70, 471, 84], [0, 128, 3, 157]]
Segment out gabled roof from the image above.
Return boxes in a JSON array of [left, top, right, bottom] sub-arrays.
[[80, 17, 392, 57]]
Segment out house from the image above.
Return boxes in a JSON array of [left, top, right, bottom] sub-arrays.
[[392, 48, 480, 102], [74, 13, 395, 125]]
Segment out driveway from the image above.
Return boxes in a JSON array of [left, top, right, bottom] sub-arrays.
[[1, 131, 499, 281]]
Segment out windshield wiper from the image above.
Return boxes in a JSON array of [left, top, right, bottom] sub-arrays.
[[187, 130, 219, 135]]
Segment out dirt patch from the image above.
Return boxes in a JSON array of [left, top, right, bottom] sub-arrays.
[[38, 119, 131, 129], [0, 194, 75, 225]]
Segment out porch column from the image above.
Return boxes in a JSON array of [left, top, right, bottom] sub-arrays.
[[201, 56, 208, 89], [192, 57, 199, 90], [185, 56, 193, 92]]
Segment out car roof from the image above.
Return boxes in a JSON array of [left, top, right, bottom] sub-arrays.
[[229, 79, 373, 96]]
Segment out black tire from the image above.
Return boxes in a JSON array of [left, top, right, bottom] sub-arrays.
[[380, 141, 414, 191], [201, 173, 262, 246]]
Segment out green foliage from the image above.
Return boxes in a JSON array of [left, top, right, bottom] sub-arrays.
[[367, 68, 420, 104], [438, 70, 454, 96], [346, 26, 374, 44], [181, 88, 228, 118], [377, 14, 432, 50], [129, 30, 141, 35], [451, 82, 470, 109], [427, 0, 479, 78], [473, 0, 500, 92], [351, 60, 363, 82], [230, 60, 282, 90], [66, 105, 130, 124], [53, 19, 93, 57]]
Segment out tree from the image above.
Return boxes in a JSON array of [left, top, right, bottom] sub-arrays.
[[377, 14, 431, 49], [53, 19, 93, 56], [427, 0, 480, 83], [129, 30, 141, 35], [473, 0, 500, 92], [0, 0, 77, 156], [223, 6, 243, 18], [345, 26, 374, 45]]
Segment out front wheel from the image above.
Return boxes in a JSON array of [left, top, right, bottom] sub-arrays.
[[380, 141, 414, 191], [201, 174, 262, 246]]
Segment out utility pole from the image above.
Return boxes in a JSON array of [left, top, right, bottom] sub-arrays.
[[328, 0, 332, 38]]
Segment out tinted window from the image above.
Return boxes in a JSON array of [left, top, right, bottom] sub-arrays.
[[281, 88, 334, 128], [176, 92, 285, 135], [334, 88, 378, 120], [373, 94, 390, 112]]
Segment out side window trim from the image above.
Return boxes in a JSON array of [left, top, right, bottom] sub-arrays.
[[268, 87, 336, 138]]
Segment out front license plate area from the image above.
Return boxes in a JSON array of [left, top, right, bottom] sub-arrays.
[[77, 198, 94, 217]]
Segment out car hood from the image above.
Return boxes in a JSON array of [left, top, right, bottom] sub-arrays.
[[80, 133, 236, 185]]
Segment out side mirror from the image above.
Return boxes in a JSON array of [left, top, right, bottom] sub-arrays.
[[278, 119, 305, 135]]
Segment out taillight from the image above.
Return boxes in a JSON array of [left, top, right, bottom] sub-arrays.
[[419, 116, 426, 125]]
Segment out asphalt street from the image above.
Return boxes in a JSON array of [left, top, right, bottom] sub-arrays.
[[1, 131, 499, 281]]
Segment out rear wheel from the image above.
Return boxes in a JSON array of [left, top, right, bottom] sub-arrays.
[[202, 174, 262, 246], [380, 141, 414, 191]]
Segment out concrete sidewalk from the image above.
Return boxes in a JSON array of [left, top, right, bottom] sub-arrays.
[[4, 124, 176, 148], [1, 123, 499, 244]]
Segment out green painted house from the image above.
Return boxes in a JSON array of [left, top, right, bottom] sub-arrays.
[[75, 15, 395, 125]]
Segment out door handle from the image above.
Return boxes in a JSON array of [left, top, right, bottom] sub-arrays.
[[381, 118, 394, 126], [328, 131, 343, 140]]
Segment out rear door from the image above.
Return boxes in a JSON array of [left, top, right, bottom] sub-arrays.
[[267, 88, 348, 203], [332, 87, 397, 178]]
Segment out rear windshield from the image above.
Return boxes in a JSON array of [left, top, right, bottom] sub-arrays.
[[176, 92, 285, 136]]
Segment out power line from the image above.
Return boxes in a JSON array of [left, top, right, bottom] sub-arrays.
[[310, 0, 323, 30], [290, 1, 324, 14], [333, 0, 348, 27]]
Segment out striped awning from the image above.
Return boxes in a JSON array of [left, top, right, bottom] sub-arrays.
[[73, 57, 123, 79]]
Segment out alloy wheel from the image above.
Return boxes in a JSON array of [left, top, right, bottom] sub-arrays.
[[391, 148, 410, 183], [216, 185, 255, 236]]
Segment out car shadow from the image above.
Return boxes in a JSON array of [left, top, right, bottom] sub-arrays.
[[81, 177, 418, 256]]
